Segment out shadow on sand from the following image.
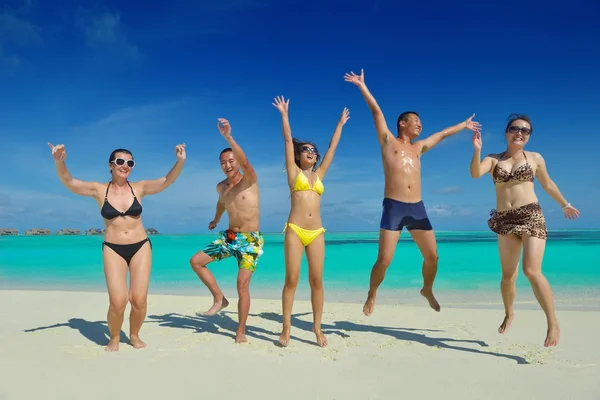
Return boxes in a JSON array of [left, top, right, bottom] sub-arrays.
[[256, 311, 529, 365], [24, 318, 129, 347], [147, 311, 315, 346]]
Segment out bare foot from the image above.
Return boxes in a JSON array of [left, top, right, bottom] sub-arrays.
[[498, 313, 514, 334], [363, 292, 376, 316], [105, 337, 120, 352], [313, 328, 328, 348], [235, 331, 248, 344], [544, 323, 560, 347], [279, 327, 291, 347], [420, 288, 441, 312], [201, 297, 229, 316], [130, 334, 147, 349]]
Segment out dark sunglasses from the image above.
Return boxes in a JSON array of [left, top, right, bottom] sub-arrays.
[[507, 126, 531, 135], [112, 158, 135, 168], [301, 146, 317, 154]]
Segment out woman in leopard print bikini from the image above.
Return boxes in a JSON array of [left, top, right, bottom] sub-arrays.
[[469, 114, 580, 348]]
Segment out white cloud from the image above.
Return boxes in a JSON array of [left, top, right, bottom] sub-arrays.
[[80, 9, 139, 60]]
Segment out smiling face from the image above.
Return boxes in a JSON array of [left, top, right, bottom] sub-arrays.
[[397, 112, 422, 139], [219, 149, 239, 177], [293, 140, 320, 171], [108, 149, 135, 180], [505, 118, 532, 148]]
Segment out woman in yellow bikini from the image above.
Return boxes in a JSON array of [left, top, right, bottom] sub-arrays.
[[272, 95, 350, 347]]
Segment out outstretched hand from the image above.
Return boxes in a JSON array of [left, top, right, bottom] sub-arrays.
[[272, 96, 289, 114], [338, 107, 350, 125], [344, 69, 365, 87], [48, 143, 66, 161], [217, 118, 232, 138], [464, 114, 482, 133], [175, 144, 186, 161], [472, 131, 482, 150], [563, 204, 580, 220]]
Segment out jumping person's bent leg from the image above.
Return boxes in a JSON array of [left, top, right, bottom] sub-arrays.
[[522, 234, 559, 347], [190, 233, 231, 315], [409, 228, 440, 311], [497, 234, 522, 334], [364, 228, 401, 316]]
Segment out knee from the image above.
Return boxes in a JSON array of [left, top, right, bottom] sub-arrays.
[[284, 274, 299, 290], [501, 273, 517, 284], [523, 268, 542, 281], [237, 278, 250, 294], [308, 275, 323, 291], [424, 253, 439, 266], [190, 254, 205, 271], [375, 255, 392, 269], [129, 293, 147, 310], [109, 296, 128, 314]]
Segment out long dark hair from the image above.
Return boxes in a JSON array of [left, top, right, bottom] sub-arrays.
[[292, 138, 320, 171]]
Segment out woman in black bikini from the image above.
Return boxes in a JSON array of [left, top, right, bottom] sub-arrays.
[[469, 114, 579, 347], [48, 142, 186, 351]]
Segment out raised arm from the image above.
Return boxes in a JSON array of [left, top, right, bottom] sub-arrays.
[[344, 69, 392, 147], [317, 107, 350, 179], [533, 152, 580, 219], [469, 131, 495, 178], [217, 118, 257, 183], [418, 114, 482, 154], [272, 96, 297, 183], [48, 143, 99, 197], [140, 144, 186, 196]]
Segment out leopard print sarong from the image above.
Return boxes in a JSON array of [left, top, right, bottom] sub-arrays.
[[488, 202, 547, 240]]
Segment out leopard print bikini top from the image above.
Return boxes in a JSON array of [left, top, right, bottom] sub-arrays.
[[492, 151, 534, 184]]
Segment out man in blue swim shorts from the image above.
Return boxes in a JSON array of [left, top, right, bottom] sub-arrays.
[[189, 118, 263, 344], [345, 68, 481, 316]]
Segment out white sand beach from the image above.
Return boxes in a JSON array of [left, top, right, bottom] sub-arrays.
[[1, 289, 598, 400]]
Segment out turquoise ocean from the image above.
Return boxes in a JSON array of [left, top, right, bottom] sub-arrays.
[[1, 230, 599, 307]]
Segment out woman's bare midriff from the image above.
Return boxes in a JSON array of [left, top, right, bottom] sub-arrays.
[[103, 218, 148, 244], [494, 182, 539, 212], [287, 192, 323, 230]]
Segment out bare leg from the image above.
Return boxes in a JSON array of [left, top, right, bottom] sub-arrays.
[[306, 232, 327, 347], [102, 246, 128, 352], [364, 229, 401, 316], [128, 240, 152, 349], [522, 234, 560, 347], [409, 229, 441, 312], [280, 227, 304, 347], [235, 268, 253, 343], [497, 234, 522, 334], [190, 251, 229, 315]]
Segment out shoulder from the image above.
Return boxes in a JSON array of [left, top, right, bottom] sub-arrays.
[[484, 153, 502, 160], [526, 151, 542, 159], [216, 180, 227, 191]]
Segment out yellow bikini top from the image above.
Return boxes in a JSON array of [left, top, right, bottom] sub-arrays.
[[292, 171, 324, 196]]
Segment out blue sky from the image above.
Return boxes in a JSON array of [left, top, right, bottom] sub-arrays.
[[1, 0, 598, 234]]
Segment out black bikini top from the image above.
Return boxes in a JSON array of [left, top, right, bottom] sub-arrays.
[[100, 181, 143, 220]]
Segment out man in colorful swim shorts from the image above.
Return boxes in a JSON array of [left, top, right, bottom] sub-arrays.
[[345, 69, 481, 316], [189, 118, 263, 344]]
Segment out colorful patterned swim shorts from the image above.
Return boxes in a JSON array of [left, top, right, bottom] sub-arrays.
[[202, 229, 264, 272]]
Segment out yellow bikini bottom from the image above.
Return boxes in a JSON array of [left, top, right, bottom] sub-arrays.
[[283, 223, 326, 247]]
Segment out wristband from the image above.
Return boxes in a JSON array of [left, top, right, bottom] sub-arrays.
[[562, 203, 571, 209]]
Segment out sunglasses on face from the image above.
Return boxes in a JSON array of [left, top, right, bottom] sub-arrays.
[[507, 126, 531, 135], [301, 146, 317, 154], [112, 158, 135, 168]]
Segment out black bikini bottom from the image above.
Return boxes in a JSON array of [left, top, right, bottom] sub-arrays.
[[102, 238, 152, 265]]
